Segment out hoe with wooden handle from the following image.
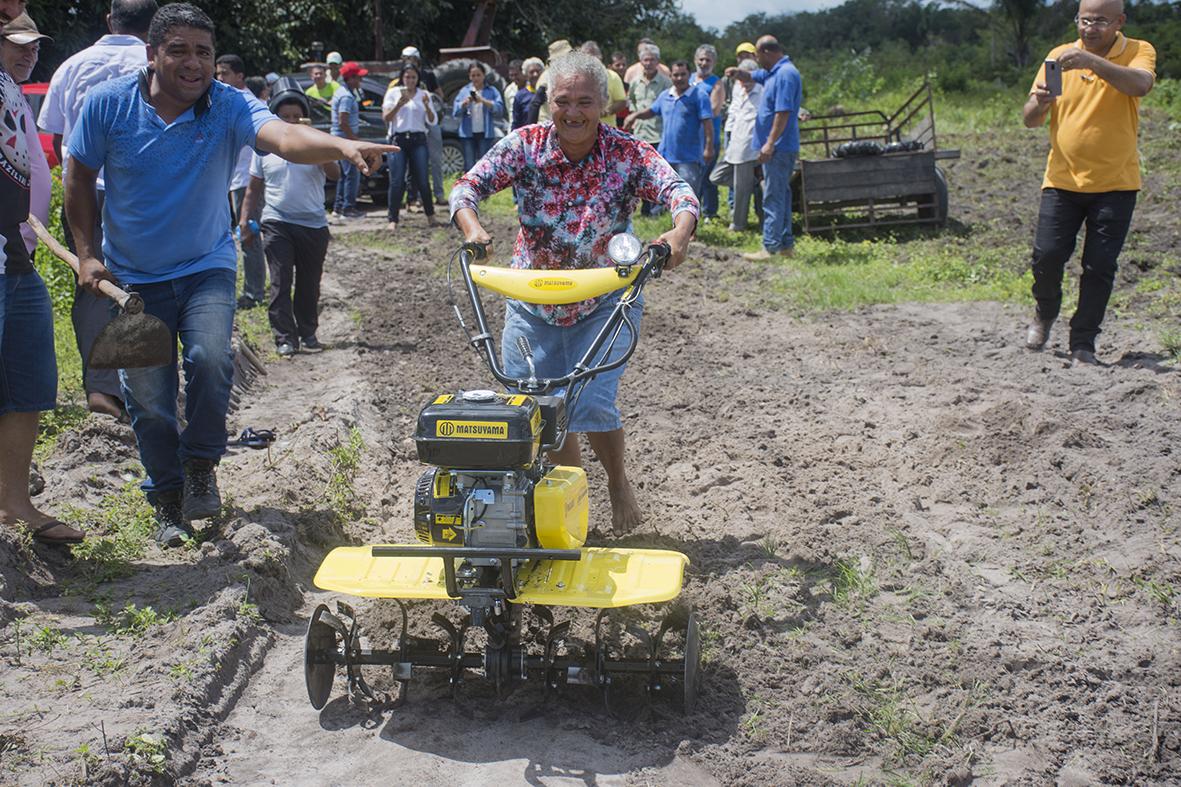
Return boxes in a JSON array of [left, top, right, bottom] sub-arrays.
[[27, 215, 173, 369]]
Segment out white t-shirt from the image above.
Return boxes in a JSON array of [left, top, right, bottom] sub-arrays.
[[469, 99, 485, 135], [724, 80, 763, 165], [381, 86, 434, 135], [249, 152, 328, 229], [229, 86, 258, 191], [37, 33, 147, 188]]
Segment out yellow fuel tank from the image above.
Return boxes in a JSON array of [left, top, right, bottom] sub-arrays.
[[533, 465, 588, 549]]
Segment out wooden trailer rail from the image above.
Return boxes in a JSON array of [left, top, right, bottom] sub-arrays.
[[792, 82, 960, 233]]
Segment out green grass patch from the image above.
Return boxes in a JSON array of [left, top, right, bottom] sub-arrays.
[[60, 480, 157, 586]]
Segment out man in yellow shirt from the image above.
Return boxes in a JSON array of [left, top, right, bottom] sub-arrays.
[[305, 64, 338, 107], [1022, 0, 1155, 366]]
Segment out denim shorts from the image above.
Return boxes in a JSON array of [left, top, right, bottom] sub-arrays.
[[500, 291, 643, 433], [0, 270, 58, 415]]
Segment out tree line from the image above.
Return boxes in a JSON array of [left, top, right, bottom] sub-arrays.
[[23, 0, 1181, 85]]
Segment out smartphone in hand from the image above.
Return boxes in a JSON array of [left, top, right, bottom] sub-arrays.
[[1044, 59, 1063, 97]]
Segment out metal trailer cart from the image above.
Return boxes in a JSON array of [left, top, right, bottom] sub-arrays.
[[793, 81, 961, 233]]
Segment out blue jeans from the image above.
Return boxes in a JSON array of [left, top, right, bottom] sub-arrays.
[[118, 268, 236, 503], [231, 187, 266, 302], [461, 133, 492, 172], [387, 133, 434, 223], [0, 270, 57, 415], [333, 159, 361, 212], [762, 148, 796, 252], [671, 161, 704, 201], [701, 157, 719, 217], [501, 292, 642, 434]]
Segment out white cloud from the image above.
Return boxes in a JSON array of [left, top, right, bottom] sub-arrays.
[[679, 0, 846, 32]]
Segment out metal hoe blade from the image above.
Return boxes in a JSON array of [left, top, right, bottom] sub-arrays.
[[87, 293, 173, 369]]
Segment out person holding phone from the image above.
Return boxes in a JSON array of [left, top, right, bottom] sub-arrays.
[[452, 62, 503, 172], [1021, 0, 1156, 366], [381, 64, 439, 231]]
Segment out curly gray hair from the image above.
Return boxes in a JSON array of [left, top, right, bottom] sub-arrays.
[[546, 51, 609, 104], [695, 44, 718, 61]]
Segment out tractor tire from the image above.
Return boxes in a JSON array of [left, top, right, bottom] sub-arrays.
[[441, 139, 465, 178]]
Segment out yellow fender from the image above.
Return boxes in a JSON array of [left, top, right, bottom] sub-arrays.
[[470, 264, 638, 305], [314, 545, 688, 609]]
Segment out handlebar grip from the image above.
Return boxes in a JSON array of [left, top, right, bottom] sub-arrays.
[[460, 241, 488, 261], [648, 241, 671, 277]]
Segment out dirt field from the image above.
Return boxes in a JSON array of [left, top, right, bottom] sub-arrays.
[[2, 119, 1179, 785]]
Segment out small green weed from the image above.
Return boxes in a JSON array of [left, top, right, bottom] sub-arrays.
[[168, 661, 196, 683], [95, 601, 175, 636], [79, 636, 125, 676], [324, 426, 365, 521], [123, 731, 167, 775], [28, 625, 69, 655], [831, 556, 878, 606]]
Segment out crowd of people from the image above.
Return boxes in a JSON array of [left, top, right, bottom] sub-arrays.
[[0, 0, 1156, 547]]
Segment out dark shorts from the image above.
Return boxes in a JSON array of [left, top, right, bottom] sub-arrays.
[[0, 270, 58, 415]]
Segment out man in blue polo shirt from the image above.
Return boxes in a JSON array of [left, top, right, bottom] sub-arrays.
[[624, 59, 714, 199], [730, 36, 802, 259], [65, 3, 396, 547]]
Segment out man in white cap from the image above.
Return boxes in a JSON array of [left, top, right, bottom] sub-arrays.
[[398, 44, 446, 205], [326, 50, 342, 83]]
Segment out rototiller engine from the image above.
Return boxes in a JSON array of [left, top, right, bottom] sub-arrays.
[[304, 234, 700, 713]]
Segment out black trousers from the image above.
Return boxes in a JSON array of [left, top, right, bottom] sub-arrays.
[[1031, 188, 1137, 352], [261, 221, 329, 347]]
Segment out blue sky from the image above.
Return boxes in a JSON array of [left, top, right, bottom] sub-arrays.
[[680, 0, 845, 32]]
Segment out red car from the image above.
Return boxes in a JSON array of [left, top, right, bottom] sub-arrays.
[[20, 82, 60, 169]]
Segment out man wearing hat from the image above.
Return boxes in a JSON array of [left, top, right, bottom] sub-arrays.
[[2, 10, 52, 255], [331, 60, 368, 218], [0, 2, 87, 545], [326, 50, 343, 83]]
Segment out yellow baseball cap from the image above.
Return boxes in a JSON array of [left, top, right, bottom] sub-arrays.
[[736, 42, 756, 56]]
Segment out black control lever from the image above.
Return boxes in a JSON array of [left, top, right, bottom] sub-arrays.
[[516, 336, 538, 388]]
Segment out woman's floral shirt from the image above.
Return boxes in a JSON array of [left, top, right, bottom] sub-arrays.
[[449, 122, 699, 326]]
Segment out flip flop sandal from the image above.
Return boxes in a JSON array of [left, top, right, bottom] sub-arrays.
[[228, 427, 276, 449], [30, 520, 85, 545]]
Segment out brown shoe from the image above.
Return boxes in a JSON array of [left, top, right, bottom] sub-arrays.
[[1025, 317, 1054, 350], [742, 248, 775, 261], [779, 247, 795, 258], [1071, 348, 1098, 367]]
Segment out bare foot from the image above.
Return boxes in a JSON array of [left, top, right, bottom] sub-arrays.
[[608, 479, 643, 534], [87, 391, 124, 418], [0, 506, 85, 542]]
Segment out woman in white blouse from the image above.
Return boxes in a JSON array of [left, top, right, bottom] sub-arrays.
[[381, 64, 440, 231]]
